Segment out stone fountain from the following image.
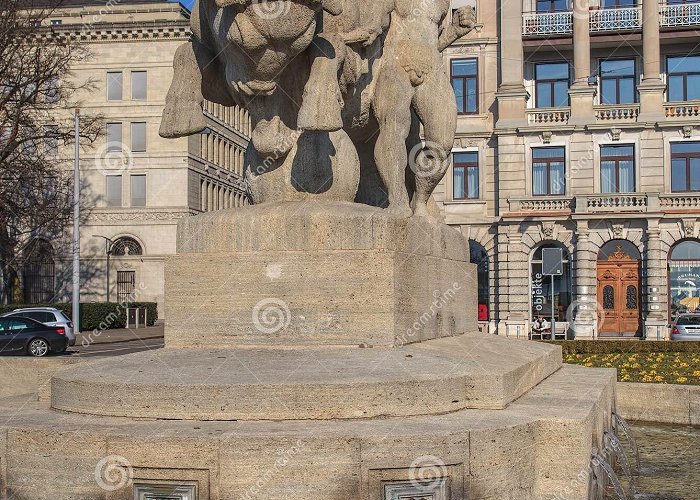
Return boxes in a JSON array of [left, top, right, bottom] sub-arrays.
[[0, 1, 617, 498]]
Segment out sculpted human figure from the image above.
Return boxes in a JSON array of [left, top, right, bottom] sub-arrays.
[[370, 1, 476, 216]]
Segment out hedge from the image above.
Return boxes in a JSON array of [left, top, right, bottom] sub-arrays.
[[0, 302, 158, 331], [541, 339, 700, 355]]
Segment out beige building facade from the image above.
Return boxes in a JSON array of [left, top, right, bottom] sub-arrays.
[[25, 0, 250, 315], [439, 0, 700, 339]]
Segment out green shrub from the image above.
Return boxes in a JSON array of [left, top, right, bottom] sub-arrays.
[[0, 302, 158, 331], [541, 339, 700, 355]]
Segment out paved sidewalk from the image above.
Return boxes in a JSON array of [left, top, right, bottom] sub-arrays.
[[75, 322, 164, 346]]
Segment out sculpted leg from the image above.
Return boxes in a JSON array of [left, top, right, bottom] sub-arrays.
[[372, 70, 414, 216], [411, 74, 458, 217]]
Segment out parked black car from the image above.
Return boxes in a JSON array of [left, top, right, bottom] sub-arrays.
[[0, 317, 69, 357]]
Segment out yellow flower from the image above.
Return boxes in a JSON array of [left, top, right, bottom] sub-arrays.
[[677, 377, 688, 383]]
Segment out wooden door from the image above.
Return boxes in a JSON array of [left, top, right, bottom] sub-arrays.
[[597, 251, 641, 336]]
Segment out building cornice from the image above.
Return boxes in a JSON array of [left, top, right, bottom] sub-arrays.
[[87, 208, 195, 222]]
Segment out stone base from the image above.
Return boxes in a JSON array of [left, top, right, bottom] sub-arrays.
[[0, 364, 615, 500], [165, 202, 476, 348]]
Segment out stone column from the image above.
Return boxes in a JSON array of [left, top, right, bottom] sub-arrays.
[[638, 0, 666, 122], [568, 0, 597, 125], [645, 221, 669, 339], [496, 0, 529, 129], [573, 221, 598, 338], [495, 225, 530, 338]]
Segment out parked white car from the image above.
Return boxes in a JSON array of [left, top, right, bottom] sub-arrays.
[[0, 307, 75, 346]]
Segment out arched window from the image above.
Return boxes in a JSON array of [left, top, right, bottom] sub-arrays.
[[530, 242, 572, 322], [111, 237, 143, 256], [668, 239, 700, 317], [22, 239, 55, 304], [469, 240, 489, 321], [598, 239, 641, 261]]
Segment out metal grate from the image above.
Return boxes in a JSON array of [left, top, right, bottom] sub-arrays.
[[117, 270, 136, 303]]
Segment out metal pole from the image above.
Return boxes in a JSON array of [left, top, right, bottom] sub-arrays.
[[106, 249, 110, 303], [72, 110, 80, 334], [550, 274, 556, 340]]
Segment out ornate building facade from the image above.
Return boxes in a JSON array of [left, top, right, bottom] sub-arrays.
[[438, 0, 700, 339], [33, 0, 250, 315]]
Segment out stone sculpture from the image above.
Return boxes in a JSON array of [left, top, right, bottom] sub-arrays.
[[160, 0, 476, 216]]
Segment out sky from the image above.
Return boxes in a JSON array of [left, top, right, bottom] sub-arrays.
[[169, 0, 194, 10]]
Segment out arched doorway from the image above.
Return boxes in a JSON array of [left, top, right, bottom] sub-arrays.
[[597, 240, 642, 337], [22, 239, 55, 304], [469, 240, 489, 321], [668, 239, 700, 319], [530, 242, 572, 324]]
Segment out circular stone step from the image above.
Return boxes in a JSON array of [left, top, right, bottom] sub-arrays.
[[50, 334, 561, 421]]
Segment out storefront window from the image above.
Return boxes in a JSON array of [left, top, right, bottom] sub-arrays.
[[668, 240, 700, 317], [470, 240, 489, 321], [531, 243, 572, 322]]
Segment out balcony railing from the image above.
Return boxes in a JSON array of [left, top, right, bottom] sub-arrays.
[[589, 6, 642, 31], [508, 197, 574, 212], [594, 104, 640, 122], [660, 194, 700, 209], [507, 193, 700, 214], [664, 102, 700, 118], [660, 2, 700, 27], [522, 11, 573, 36], [526, 107, 571, 125]]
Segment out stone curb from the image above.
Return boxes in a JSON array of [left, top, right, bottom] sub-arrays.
[[616, 381, 700, 425], [73, 334, 164, 346]]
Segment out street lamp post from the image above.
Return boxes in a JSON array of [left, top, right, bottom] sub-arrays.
[[93, 235, 115, 302]]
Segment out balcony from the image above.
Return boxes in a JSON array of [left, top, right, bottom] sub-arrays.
[[507, 193, 700, 216], [664, 102, 700, 119], [589, 6, 642, 32], [508, 197, 574, 213], [526, 107, 571, 125], [660, 2, 700, 27], [522, 11, 573, 36], [594, 104, 640, 122]]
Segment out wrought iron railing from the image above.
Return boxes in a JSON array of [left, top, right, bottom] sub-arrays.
[[589, 6, 642, 31], [660, 2, 700, 27], [522, 11, 573, 36], [526, 107, 571, 125]]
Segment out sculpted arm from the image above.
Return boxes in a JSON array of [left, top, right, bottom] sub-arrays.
[[438, 6, 477, 52]]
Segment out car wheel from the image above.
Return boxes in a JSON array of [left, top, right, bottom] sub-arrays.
[[28, 338, 49, 357]]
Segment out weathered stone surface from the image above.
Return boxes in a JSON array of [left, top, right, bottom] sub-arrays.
[[616, 381, 694, 425]]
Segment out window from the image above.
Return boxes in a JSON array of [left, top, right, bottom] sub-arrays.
[[131, 174, 146, 207], [668, 240, 700, 317], [601, 0, 635, 6], [536, 0, 569, 12], [452, 151, 479, 199], [535, 62, 570, 108], [531, 243, 572, 323], [50, 19, 62, 25], [469, 240, 490, 321], [44, 125, 58, 156], [22, 239, 55, 304], [106, 175, 122, 207], [600, 59, 636, 104], [672, 142, 700, 192], [131, 122, 146, 152], [117, 270, 136, 302], [532, 147, 565, 196], [601, 145, 635, 193], [112, 237, 143, 256], [106, 71, 123, 101], [43, 76, 60, 103], [667, 55, 700, 102], [106, 123, 122, 151], [451, 59, 478, 114], [131, 71, 147, 100]]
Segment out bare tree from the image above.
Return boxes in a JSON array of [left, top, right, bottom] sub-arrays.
[[0, 0, 100, 304]]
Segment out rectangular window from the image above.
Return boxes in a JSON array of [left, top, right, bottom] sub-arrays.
[[601, 0, 635, 7], [131, 71, 147, 100], [44, 125, 58, 156], [106, 71, 123, 101], [601, 145, 635, 193], [667, 55, 700, 102], [536, 0, 569, 12], [106, 175, 122, 207], [117, 271, 136, 303], [130, 174, 146, 207], [451, 59, 478, 114], [131, 122, 146, 152], [50, 19, 62, 25], [600, 59, 637, 104], [106, 122, 122, 151], [535, 62, 570, 108], [532, 147, 566, 196], [44, 76, 60, 104], [671, 141, 700, 192], [453, 152, 479, 199]]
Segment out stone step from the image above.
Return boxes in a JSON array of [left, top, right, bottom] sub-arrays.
[[50, 334, 561, 421]]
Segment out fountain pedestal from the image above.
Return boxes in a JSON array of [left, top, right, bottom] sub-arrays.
[[0, 203, 617, 499]]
